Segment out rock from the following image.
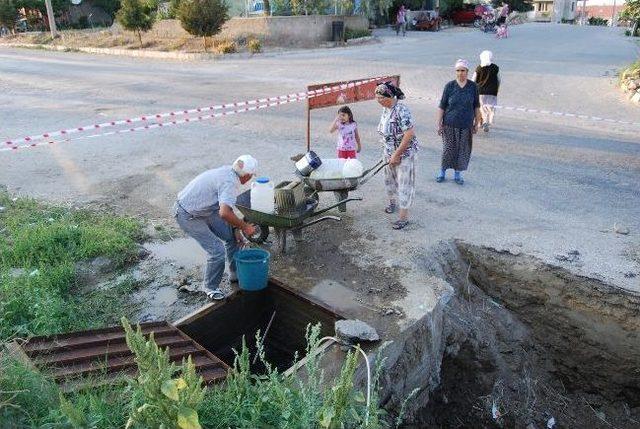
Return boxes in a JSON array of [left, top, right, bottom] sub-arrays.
[[137, 245, 151, 260], [335, 319, 379, 344], [614, 224, 630, 235], [624, 272, 637, 278], [555, 250, 580, 263], [628, 81, 638, 91], [384, 308, 395, 316], [368, 287, 382, 294], [178, 284, 199, 293], [8, 268, 26, 278], [90, 256, 114, 273]]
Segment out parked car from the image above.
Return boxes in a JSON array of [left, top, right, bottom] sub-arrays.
[[448, 3, 489, 26]]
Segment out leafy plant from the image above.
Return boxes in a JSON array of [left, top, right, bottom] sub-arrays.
[[248, 37, 262, 53], [344, 26, 371, 39], [177, 0, 229, 52], [116, 0, 154, 47], [620, 0, 640, 35], [122, 317, 206, 429]]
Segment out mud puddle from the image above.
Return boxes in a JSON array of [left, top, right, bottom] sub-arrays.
[[415, 241, 640, 429]]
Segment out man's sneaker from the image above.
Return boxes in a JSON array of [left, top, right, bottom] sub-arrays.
[[229, 271, 238, 282]]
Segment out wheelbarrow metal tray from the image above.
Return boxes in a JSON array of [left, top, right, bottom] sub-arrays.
[[303, 176, 360, 192], [236, 200, 318, 229], [301, 158, 387, 192]]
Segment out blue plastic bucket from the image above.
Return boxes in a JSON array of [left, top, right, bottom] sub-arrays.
[[234, 248, 270, 291]]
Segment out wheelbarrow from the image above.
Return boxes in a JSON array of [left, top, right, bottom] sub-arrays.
[[302, 158, 388, 212], [237, 195, 362, 254]]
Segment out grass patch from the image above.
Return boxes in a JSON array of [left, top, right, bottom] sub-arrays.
[[0, 190, 144, 342]]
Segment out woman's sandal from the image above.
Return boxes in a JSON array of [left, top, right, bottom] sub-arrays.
[[392, 220, 409, 230], [206, 289, 226, 301], [384, 203, 397, 214]]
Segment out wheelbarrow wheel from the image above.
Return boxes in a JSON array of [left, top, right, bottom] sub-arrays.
[[247, 224, 270, 244], [273, 228, 287, 254]]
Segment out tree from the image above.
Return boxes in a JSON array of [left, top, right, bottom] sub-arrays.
[[620, 0, 640, 36], [93, 0, 121, 21], [177, 0, 228, 52], [0, 0, 17, 32], [116, 0, 154, 48]]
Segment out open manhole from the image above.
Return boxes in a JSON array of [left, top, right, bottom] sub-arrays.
[[9, 279, 343, 391], [175, 278, 344, 372]]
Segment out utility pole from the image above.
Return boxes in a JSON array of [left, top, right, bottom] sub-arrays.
[[44, 0, 58, 38]]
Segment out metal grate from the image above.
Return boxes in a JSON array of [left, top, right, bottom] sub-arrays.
[[9, 321, 229, 392]]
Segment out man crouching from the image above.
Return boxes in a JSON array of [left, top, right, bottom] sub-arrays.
[[175, 155, 258, 300]]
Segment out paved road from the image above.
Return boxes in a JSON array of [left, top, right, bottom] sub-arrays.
[[1, 23, 639, 291]]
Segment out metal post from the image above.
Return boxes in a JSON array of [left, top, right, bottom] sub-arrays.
[[306, 102, 311, 151], [611, 0, 616, 27], [45, 0, 58, 38]]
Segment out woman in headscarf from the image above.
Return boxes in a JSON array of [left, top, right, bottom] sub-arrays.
[[472, 50, 501, 132], [436, 59, 481, 185], [375, 81, 419, 230]]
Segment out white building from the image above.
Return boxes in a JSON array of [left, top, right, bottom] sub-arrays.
[[529, 0, 578, 22]]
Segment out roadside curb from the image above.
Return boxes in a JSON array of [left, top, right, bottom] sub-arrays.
[[0, 37, 379, 60], [0, 42, 229, 60]]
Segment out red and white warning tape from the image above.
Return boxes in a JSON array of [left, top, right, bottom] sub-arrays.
[[2, 77, 388, 152], [494, 105, 640, 127]]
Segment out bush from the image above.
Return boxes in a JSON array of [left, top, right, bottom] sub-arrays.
[[0, 0, 16, 31], [248, 37, 261, 53], [116, 0, 154, 47], [344, 27, 372, 40], [177, 0, 228, 52], [214, 38, 236, 53], [588, 16, 608, 26]]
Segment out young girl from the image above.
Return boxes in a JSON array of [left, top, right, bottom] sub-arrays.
[[329, 106, 361, 159]]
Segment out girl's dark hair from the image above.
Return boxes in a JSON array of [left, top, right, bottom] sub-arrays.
[[337, 106, 354, 123]]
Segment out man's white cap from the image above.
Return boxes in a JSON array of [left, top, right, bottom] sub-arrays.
[[233, 155, 258, 176]]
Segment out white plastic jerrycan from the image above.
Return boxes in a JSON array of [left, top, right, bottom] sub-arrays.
[[342, 159, 364, 178], [251, 177, 275, 213]]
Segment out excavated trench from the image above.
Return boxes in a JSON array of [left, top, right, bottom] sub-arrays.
[[415, 242, 640, 429]]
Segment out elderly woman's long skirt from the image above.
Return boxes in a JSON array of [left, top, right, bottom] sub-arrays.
[[441, 126, 472, 171]]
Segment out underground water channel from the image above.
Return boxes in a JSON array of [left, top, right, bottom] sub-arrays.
[[175, 278, 346, 373], [413, 241, 640, 429]]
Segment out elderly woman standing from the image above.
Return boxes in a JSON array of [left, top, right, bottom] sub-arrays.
[[472, 50, 501, 132], [375, 82, 419, 230], [436, 59, 481, 185]]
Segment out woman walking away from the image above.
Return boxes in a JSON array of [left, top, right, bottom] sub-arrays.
[[396, 5, 407, 36], [436, 59, 481, 185], [472, 50, 500, 132], [375, 81, 419, 230]]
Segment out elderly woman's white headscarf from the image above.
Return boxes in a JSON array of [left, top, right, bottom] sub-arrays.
[[480, 50, 493, 67]]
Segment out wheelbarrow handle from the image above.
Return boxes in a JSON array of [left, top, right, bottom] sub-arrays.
[[359, 159, 389, 186], [312, 197, 363, 217], [292, 215, 341, 231]]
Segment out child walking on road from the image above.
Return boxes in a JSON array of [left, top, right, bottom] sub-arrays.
[[329, 106, 361, 159]]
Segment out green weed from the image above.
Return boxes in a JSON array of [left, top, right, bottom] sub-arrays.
[[0, 191, 144, 341]]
